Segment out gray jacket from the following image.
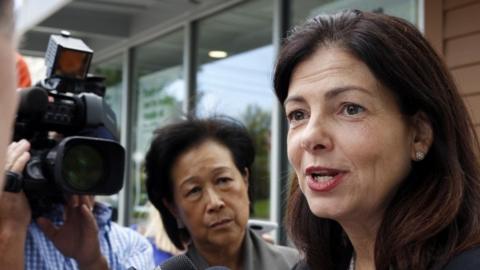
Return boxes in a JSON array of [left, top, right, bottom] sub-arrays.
[[185, 229, 299, 270]]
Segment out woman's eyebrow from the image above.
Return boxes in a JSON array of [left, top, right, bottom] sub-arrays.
[[284, 85, 373, 107], [324, 86, 373, 100], [284, 95, 306, 107], [179, 177, 197, 189], [211, 166, 231, 174], [283, 85, 373, 107]]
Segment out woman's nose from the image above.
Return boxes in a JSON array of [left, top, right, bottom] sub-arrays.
[[300, 118, 333, 153], [206, 188, 225, 212]]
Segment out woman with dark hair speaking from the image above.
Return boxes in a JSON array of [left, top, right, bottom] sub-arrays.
[[145, 116, 298, 270], [274, 10, 480, 270]]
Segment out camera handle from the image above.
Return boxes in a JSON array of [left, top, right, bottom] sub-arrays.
[[4, 171, 23, 192]]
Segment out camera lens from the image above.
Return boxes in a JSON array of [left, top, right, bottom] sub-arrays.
[[62, 144, 105, 191]]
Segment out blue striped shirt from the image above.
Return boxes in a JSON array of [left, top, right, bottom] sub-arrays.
[[25, 203, 155, 270]]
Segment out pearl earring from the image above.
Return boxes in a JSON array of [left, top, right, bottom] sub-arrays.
[[415, 151, 425, 161]]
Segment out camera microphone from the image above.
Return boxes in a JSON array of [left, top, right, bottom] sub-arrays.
[[17, 87, 49, 117], [160, 255, 198, 270], [160, 255, 232, 270]]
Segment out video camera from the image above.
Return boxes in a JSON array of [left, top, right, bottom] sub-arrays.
[[5, 32, 125, 206]]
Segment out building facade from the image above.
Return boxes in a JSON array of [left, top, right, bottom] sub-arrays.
[[19, 0, 476, 243]]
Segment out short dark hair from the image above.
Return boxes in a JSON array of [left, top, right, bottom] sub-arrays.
[[275, 10, 480, 269], [145, 115, 255, 250]]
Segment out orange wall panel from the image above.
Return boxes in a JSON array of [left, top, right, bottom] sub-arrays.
[[444, 2, 480, 38], [436, 0, 480, 143], [463, 95, 480, 125], [474, 125, 480, 138], [445, 33, 480, 68], [444, 0, 480, 10], [452, 65, 480, 95]]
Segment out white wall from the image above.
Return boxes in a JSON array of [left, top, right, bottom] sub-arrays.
[[16, 0, 71, 35]]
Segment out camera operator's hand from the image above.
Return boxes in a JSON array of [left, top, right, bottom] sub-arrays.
[[2, 140, 31, 226], [36, 195, 108, 270], [0, 140, 31, 269], [4, 139, 31, 174]]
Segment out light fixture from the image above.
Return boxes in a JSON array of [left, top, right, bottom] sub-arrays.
[[208, 50, 228, 59]]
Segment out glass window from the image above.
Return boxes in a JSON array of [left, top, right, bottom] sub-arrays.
[[196, 0, 274, 219], [92, 55, 124, 135], [92, 55, 124, 212], [130, 30, 185, 225], [291, 0, 418, 26]]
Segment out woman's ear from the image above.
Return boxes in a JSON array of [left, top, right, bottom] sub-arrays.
[[162, 198, 178, 218], [411, 112, 433, 161], [243, 167, 251, 205], [243, 167, 250, 186], [163, 198, 185, 229]]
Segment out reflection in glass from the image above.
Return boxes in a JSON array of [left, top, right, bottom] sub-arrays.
[[91, 55, 124, 211], [131, 30, 185, 224], [93, 55, 124, 135], [196, 0, 273, 219]]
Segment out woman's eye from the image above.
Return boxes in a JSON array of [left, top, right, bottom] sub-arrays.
[[287, 110, 308, 125], [217, 177, 232, 185], [341, 103, 365, 116], [186, 186, 201, 197]]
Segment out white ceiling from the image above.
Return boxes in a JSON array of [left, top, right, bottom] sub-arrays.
[[18, 0, 233, 57]]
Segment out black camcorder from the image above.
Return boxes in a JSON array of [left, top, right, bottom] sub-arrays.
[[5, 32, 125, 213]]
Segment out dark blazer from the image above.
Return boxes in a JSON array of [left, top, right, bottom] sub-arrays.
[[290, 247, 480, 270], [442, 247, 480, 270]]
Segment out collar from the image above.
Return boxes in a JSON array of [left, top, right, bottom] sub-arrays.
[[185, 229, 253, 270]]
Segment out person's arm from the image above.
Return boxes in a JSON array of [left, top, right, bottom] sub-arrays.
[[0, 140, 31, 269], [0, 191, 31, 269], [36, 195, 109, 270], [0, 35, 18, 193], [110, 223, 156, 269]]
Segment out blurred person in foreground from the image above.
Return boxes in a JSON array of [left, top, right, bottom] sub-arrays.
[[275, 9, 480, 270], [0, 1, 28, 268], [145, 116, 299, 270], [0, 0, 18, 194]]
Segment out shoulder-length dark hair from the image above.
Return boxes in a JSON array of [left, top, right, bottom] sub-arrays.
[[275, 10, 480, 270], [145, 115, 255, 250]]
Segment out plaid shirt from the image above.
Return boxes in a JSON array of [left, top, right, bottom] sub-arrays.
[[25, 203, 155, 270]]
